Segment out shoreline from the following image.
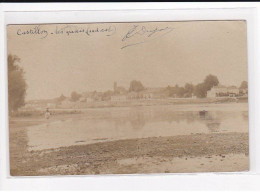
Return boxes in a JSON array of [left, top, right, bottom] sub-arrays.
[[9, 103, 249, 176], [12, 100, 248, 119], [10, 130, 249, 176], [21, 97, 248, 113]]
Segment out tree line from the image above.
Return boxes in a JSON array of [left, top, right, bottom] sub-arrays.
[[8, 54, 248, 111]]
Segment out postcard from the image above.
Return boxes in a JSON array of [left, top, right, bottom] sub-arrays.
[[7, 21, 249, 176]]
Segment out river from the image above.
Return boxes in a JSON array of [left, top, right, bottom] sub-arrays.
[[26, 103, 248, 151]]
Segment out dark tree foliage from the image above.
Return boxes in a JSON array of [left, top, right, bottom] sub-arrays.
[[167, 83, 194, 98], [8, 55, 27, 112], [194, 83, 208, 98], [194, 74, 219, 98], [129, 80, 145, 92], [239, 81, 248, 89], [70, 91, 81, 102], [184, 83, 194, 97], [203, 74, 219, 91]]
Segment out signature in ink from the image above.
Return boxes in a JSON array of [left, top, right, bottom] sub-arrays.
[[121, 25, 174, 49]]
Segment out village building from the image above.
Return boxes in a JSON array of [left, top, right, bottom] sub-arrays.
[[127, 91, 139, 100], [207, 85, 240, 98], [111, 94, 127, 101], [110, 82, 128, 101], [227, 86, 240, 97]]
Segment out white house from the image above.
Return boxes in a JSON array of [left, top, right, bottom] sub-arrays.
[[207, 85, 239, 98]]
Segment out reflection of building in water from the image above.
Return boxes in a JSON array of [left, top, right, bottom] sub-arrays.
[[207, 85, 240, 98], [109, 108, 212, 130]]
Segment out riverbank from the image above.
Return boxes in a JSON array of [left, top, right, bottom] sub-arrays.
[[57, 97, 248, 109], [9, 102, 249, 175], [13, 97, 248, 118], [19, 96, 248, 115], [10, 117, 249, 175]]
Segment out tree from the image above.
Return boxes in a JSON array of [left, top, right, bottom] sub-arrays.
[[70, 91, 81, 102], [8, 54, 27, 112], [194, 74, 219, 98], [239, 81, 248, 89], [57, 94, 66, 102], [203, 74, 219, 91], [102, 90, 113, 101], [176, 86, 185, 98], [184, 83, 194, 97], [129, 80, 145, 92], [167, 84, 187, 98], [194, 83, 208, 98]]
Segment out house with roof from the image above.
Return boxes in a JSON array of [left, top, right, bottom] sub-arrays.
[[207, 85, 239, 98]]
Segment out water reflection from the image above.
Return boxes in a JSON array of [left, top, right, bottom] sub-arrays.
[[108, 108, 245, 133], [27, 103, 249, 150]]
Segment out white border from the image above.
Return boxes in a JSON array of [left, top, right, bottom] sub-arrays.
[[1, 3, 260, 191]]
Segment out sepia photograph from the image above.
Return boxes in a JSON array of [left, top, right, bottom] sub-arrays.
[[7, 20, 249, 176]]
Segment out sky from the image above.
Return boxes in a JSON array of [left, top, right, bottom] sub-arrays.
[[7, 21, 248, 100]]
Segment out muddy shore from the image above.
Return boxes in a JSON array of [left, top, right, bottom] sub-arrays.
[[9, 116, 249, 176]]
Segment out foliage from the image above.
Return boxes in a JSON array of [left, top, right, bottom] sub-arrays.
[[184, 83, 194, 97], [239, 81, 248, 89], [57, 94, 66, 102], [70, 91, 81, 102], [129, 80, 145, 92], [167, 75, 219, 98], [102, 90, 113, 101], [8, 54, 27, 112], [194, 74, 219, 98], [194, 83, 207, 98], [203, 74, 219, 91]]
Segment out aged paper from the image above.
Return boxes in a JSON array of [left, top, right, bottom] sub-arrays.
[[7, 21, 248, 175]]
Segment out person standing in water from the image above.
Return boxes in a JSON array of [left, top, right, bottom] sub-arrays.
[[45, 108, 51, 119]]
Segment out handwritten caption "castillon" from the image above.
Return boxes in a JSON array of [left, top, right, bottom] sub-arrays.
[[16, 24, 174, 49], [16, 25, 117, 39]]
